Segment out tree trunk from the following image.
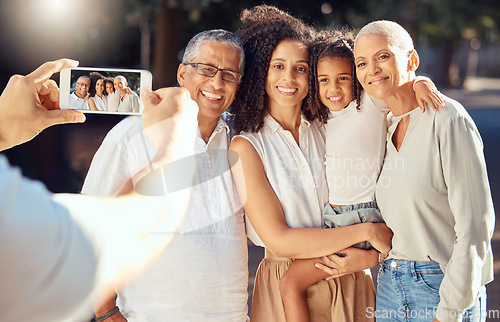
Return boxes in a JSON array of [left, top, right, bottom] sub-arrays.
[[152, 1, 182, 88], [431, 39, 454, 88]]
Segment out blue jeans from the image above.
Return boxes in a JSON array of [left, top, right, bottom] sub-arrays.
[[374, 259, 486, 321]]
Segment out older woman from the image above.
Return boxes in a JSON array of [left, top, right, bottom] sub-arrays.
[[352, 21, 494, 322], [230, 6, 393, 321]]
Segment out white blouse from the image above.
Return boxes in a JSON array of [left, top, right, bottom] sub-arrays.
[[90, 95, 107, 111], [376, 95, 494, 320], [324, 92, 388, 205], [235, 113, 329, 247]]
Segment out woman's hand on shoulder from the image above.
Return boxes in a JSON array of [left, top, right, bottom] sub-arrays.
[[314, 247, 378, 279], [413, 77, 445, 112]]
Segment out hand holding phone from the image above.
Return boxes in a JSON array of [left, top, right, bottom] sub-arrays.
[[59, 67, 152, 115]]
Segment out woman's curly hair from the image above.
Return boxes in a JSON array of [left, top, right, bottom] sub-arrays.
[[88, 72, 105, 98], [232, 5, 315, 134], [306, 28, 363, 124]]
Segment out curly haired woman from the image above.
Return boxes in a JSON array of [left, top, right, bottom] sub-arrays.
[[229, 5, 392, 321]]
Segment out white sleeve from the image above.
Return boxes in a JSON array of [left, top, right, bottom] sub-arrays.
[[82, 116, 154, 196], [435, 109, 495, 321], [0, 155, 179, 321], [0, 155, 100, 321], [132, 93, 140, 113]]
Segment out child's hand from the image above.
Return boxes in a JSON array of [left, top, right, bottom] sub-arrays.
[[315, 247, 378, 280], [413, 76, 445, 112]]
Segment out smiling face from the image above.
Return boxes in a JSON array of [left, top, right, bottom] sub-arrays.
[[105, 82, 114, 94], [75, 77, 90, 98], [317, 57, 354, 112], [265, 39, 309, 111], [114, 77, 126, 91], [177, 41, 241, 123], [95, 79, 104, 96], [354, 33, 412, 99]]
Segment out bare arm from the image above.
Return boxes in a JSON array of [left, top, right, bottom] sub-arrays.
[[89, 97, 99, 111], [230, 137, 392, 259], [412, 76, 444, 112], [94, 295, 126, 321], [315, 247, 379, 278]]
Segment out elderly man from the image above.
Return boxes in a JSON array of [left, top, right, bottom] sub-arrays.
[[70, 75, 90, 109], [114, 75, 140, 113], [82, 29, 249, 321]]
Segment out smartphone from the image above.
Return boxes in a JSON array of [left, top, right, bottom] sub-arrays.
[[59, 67, 152, 115]]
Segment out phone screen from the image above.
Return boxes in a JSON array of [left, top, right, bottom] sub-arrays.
[[60, 67, 152, 115]]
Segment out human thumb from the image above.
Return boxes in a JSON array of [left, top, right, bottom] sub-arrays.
[[141, 88, 159, 109], [41, 109, 86, 129]]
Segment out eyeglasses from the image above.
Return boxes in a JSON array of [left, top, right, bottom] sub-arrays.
[[76, 83, 90, 87], [184, 63, 242, 84]]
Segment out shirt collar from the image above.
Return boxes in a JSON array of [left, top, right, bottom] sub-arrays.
[[72, 93, 88, 101], [214, 116, 230, 135], [197, 116, 230, 147], [263, 113, 311, 134]]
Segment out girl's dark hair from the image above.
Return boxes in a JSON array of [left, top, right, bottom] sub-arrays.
[[306, 28, 363, 124], [104, 78, 114, 95], [88, 72, 105, 98], [232, 5, 315, 134]]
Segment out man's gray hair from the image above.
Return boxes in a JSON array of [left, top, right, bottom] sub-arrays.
[[356, 20, 414, 56], [182, 29, 245, 74], [77, 76, 91, 83]]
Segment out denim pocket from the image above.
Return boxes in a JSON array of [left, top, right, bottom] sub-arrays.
[[416, 271, 443, 294]]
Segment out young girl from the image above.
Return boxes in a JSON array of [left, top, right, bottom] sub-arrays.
[[104, 77, 120, 112], [278, 30, 444, 322]]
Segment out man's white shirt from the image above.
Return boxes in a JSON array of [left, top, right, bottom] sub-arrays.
[[70, 92, 89, 110], [82, 113, 248, 321]]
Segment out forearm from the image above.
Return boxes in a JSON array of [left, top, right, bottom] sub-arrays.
[[266, 223, 374, 259], [436, 252, 489, 322], [437, 205, 493, 318], [437, 110, 495, 320], [231, 137, 390, 259], [94, 293, 118, 316]]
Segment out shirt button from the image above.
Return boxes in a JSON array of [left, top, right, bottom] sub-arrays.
[[390, 261, 398, 268]]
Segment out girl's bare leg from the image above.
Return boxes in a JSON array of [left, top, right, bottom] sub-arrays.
[[279, 257, 331, 322]]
